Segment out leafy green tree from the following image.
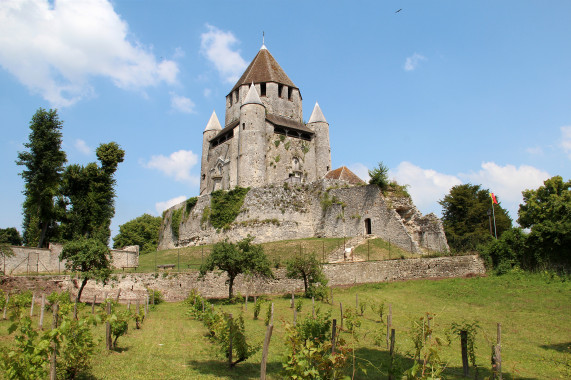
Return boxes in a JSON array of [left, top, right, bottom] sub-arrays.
[[16, 108, 67, 247], [60, 142, 124, 245], [199, 236, 273, 299], [368, 162, 390, 190], [518, 176, 570, 266], [60, 238, 112, 303], [113, 214, 162, 253], [0, 228, 22, 246], [285, 253, 328, 299], [439, 184, 512, 252], [479, 227, 530, 272]]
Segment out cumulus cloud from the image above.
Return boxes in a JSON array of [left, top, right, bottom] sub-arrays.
[[0, 0, 179, 107], [404, 53, 426, 71], [155, 196, 186, 215], [74, 138, 91, 155], [391, 161, 462, 214], [348, 163, 371, 183], [170, 92, 195, 113], [200, 24, 247, 83], [460, 161, 550, 218], [561, 126, 571, 159], [143, 150, 199, 185]]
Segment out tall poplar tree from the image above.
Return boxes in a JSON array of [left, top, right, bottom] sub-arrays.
[[17, 108, 67, 247]]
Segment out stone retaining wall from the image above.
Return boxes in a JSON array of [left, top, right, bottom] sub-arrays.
[[0, 255, 485, 302]]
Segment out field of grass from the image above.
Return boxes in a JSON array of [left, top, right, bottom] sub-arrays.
[[1, 271, 569, 379], [133, 237, 349, 273]]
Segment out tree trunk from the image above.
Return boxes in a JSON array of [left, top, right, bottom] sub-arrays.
[[228, 276, 235, 299], [302, 273, 308, 294], [76, 278, 88, 303], [37, 220, 49, 248]]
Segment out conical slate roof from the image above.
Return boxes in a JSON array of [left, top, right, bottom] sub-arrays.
[[308, 102, 327, 123], [229, 47, 297, 94], [204, 110, 222, 132], [243, 83, 263, 105], [325, 166, 365, 185]]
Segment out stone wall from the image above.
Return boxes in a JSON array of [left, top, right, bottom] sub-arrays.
[[1, 243, 139, 275], [0, 255, 485, 302], [159, 180, 449, 255]]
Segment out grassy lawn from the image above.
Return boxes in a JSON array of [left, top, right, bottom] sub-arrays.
[[132, 237, 347, 273], [0, 272, 569, 379]]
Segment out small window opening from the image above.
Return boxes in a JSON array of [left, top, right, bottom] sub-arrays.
[[288, 87, 293, 100], [278, 84, 283, 98], [234, 90, 239, 103], [326, 166, 330, 171], [228, 95, 232, 107], [202, 174, 206, 180], [260, 83, 266, 97], [242, 123, 245, 130]]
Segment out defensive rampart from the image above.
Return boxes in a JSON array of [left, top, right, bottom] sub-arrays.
[[0, 255, 485, 302], [1, 243, 139, 275]]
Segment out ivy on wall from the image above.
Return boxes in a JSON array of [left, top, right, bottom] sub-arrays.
[[210, 187, 250, 230]]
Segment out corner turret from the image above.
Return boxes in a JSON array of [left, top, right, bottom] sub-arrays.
[[308, 102, 331, 179], [200, 111, 222, 195]]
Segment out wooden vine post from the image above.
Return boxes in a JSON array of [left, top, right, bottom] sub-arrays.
[[331, 319, 337, 354], [340, 302, 344, 329], [39, 294, 46, 330], [461, 330, 469, 377], [105, 301, 112, 350], [91, 295, 96, 314], [388, 329, 396, 380], [386, 304, 392, 349], [30, 293, 35, 317], [3, 293, 9, 320], [228, 313, 233, 368], [50, 303, 59, 380], [260, 322, 274, 380]]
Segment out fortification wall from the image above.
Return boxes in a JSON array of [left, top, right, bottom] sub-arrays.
[[1, 244, 139, 275], [0, 255, 485, 302], [159, 180, 449, 255]]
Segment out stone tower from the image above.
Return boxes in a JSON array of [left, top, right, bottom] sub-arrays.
[[199, 44, 332, 194]]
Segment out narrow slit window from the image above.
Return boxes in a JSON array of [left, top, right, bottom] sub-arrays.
[[278, 84, 283, 98], [260, 83, 266, 97], [288, 87, 293, 100]]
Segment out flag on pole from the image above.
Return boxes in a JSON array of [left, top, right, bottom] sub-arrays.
[[489, 192, 498, 205]]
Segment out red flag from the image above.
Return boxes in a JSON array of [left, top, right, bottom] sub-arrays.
[[489, 192, 498, 205]]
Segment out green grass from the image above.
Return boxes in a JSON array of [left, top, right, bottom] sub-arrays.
[[1, 271, 569, 379], [132, 237, 347, 273], [353, 238, 418, 261]]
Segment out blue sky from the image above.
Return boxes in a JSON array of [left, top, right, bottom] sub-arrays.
[[1, 0, 570, 242]]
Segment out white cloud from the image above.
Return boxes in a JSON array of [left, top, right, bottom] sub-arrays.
[[0, 0, 179, 107], [200, 24, 247, 84], [74, 138, 91, 155], [560, 126, 571, 159], [404, 53, 426, 71], [143, 150, 199, 185], [461, 161, 550, 219], [170, 92, 195, 113], [155, 196, 186, 215], [348, 163, 371, 183], [391, 161, 462, 214], [525, 146, 543, 155]]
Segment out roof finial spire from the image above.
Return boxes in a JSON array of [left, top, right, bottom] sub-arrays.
[[261, 31, 267, 50]]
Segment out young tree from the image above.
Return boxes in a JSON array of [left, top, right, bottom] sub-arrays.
[[113, 214, 162, 253], [59, 142, 124, 245], [16, 108, 67, 247], [439, 184, 512, 252], [368, 162, 390, 190], [518, 176, 570, 266], [0, 228, 22, 246], [285, 253, 328, 299], [60, 238, 112, 303], [199, 236, 273, 299]]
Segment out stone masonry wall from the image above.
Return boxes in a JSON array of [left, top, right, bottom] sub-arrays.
[[159, 180, 450, 255], [2, 244, 139, 275], [0, 255, 485, 302]]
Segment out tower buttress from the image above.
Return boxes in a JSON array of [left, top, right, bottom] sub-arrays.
[[238, 83, 267, 188], [308, 102, 331, 179], [200, 111, 222, 195]]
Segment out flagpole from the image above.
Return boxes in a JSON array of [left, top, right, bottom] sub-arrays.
[[491, 201, 497, 239]]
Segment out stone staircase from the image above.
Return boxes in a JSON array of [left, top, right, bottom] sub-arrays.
[[327, 235, 376, 263]]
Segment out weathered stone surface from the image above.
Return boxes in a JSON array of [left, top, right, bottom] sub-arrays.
[[1, 243, 139, 275], [0, 255, 485, 302], [159, 180, 449, 255]]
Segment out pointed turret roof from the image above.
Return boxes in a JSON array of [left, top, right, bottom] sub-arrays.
[[325, 166, 365, 185], [229, 46, 297, 94], [204, 110, 222, 132], [243, 82, 263, 105], [308, 102, 327, 124]]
